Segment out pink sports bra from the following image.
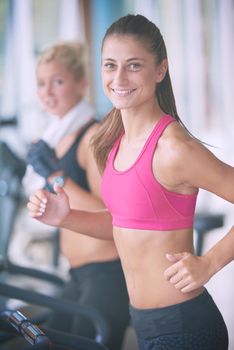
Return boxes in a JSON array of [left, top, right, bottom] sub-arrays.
[[101, 115, 198, 230]]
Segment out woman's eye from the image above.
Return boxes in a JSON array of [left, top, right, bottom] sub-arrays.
[[128, 63, 141, 71], [53, 78, 63, 85], [104, 63, 115, 70]]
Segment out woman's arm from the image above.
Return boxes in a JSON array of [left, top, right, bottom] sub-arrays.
[[162, 134, 234, 292], [62, 206, 113, 240], [164, 225, 234, 293], [28, 122, 113, 240], [27, 185, 113, 240]]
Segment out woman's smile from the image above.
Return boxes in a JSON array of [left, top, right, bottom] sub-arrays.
[[111, 88, 137, 96]]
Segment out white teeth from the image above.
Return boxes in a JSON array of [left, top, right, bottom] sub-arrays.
[[113, 89, 134, 96]]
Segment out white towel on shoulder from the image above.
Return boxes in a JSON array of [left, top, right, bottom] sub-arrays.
[[22, 100, 95, 194]]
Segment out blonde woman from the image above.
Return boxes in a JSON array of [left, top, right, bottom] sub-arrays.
[[25, 42, 129, 350]]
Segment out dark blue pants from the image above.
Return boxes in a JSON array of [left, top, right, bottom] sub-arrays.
[[129, 289, 228, 350], [47, 259, 130, 350]]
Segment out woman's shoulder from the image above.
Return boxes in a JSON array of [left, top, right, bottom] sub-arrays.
[[155, 122, 206, 185], [76, 120, 100, 167], [80, 120, 100, 145], [160, 120, 200, 156]]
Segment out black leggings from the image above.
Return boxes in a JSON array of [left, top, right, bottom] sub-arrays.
[[47, 259, 130, 350], [129, 289, 228, 350]]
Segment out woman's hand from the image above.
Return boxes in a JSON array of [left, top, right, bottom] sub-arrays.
[[164, 252, 213, 293], [27, 185, 70, 227]]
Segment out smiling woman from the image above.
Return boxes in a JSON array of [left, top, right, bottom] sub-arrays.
[[36, 43, 87, 117], [27, 14, 233, 350], [23, 41, 130, 350], [101, 35, 167, 111]]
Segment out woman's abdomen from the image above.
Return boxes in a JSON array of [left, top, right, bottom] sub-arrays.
[[113, 227, 203, 308]]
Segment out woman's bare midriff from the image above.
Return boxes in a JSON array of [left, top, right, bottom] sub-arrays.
[[113, 227, 204, 309], [60, 228, 119, 267]]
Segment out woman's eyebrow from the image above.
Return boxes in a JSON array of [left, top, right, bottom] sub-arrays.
[[103, 57, 145, 62], [126, 57, 145, 62]]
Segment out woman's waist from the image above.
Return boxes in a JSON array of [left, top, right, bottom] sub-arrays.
[[69, 258, 123, 281], [60, 229, 118, 267], [115, 229, 194, 274], [119, 246, 198, 308], [126, 270, 204, 309]]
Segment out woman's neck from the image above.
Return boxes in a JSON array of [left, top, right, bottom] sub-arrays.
[[120, 101, 165, 143]]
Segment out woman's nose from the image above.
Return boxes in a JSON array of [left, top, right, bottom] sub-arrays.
[[41, 84, 53, 96], [114, 67, 128, 84]]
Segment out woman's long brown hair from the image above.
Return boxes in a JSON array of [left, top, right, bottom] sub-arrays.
[[92, 14, 188, 173]]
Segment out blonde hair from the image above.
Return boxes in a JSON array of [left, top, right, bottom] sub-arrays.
[[37, 41, 86, 81]]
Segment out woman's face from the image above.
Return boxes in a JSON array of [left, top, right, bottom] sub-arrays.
[[36, 61, 86, 117], [101, 34, 166, 111]]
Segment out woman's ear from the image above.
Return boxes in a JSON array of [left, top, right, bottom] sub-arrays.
[[155, 59, 168, 83]]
